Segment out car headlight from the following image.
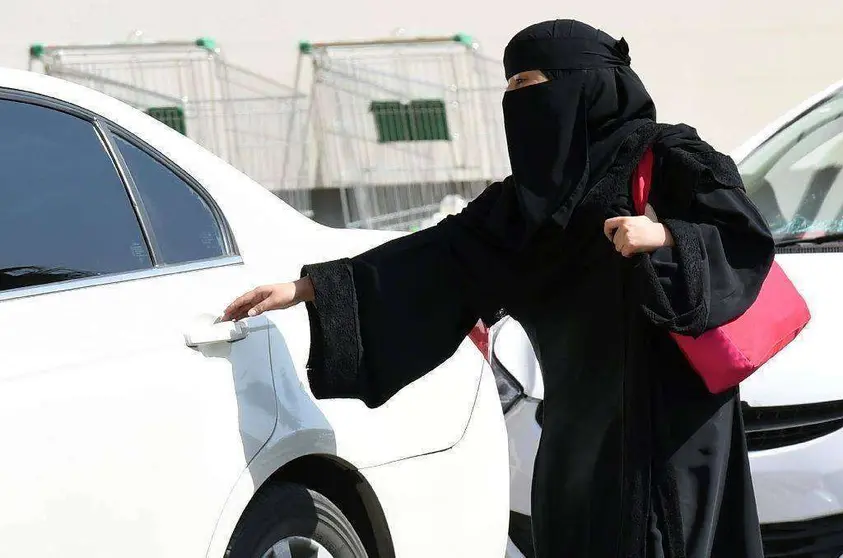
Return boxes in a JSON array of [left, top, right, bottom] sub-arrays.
[[491, 351, 525, 414]]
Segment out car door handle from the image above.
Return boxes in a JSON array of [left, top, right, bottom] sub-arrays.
[[184, 320, 249, 348]]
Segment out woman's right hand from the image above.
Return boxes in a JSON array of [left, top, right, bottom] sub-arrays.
[[222, 276, 314, 321]]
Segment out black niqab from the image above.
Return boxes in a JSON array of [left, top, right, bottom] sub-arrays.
[[500, 20, 657, 241]]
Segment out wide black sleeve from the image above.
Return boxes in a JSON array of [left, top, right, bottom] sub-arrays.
[[632, 146, 776, 336], [302, 180, 528, 408]]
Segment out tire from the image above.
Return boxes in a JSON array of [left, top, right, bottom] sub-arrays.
[[226, 482, 369, 558]]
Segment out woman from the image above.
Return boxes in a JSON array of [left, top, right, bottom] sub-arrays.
[[225, 20, 772, 558]]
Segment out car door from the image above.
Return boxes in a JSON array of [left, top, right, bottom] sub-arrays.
[[0, 94, 276, 557]]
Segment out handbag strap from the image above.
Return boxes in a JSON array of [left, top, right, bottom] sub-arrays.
[[632, 146, 655, 216]]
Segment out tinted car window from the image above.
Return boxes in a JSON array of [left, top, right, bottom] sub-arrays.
[[113, 135, 226, 265], [0, 100, 152, 293]]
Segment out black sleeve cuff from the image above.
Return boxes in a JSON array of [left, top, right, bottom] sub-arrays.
[[301, 259, 368, 402], [633, 218, 709, 336]]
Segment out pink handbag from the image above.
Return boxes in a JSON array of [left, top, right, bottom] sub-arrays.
[[632, 147, 811, 394]]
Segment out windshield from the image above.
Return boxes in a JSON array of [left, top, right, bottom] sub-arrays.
[[739, 91, 843, 243]]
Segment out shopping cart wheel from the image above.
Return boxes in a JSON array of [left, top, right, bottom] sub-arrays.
[[225, 482, 369, 558]]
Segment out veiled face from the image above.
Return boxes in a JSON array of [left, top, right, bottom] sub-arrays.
[[506, 70, 549, 92]]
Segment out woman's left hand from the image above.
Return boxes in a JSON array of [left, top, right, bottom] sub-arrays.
[[604, 215, 675, 257]]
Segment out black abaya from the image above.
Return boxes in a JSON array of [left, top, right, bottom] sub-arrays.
[[299, 21, 774, 558], [302, 122, 773, 558]]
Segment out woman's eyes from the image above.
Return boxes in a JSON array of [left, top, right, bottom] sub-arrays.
[[518, 77, 543, 87], [507, 75, 544, 90]]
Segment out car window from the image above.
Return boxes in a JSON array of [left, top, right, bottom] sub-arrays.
[[0, 99, 152, 293], [113, 135, 227, 265], [740, 93, 843, 240]]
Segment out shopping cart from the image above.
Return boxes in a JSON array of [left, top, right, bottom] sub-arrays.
[[293, 33, 510, 230], [29, 37, 314, 216]]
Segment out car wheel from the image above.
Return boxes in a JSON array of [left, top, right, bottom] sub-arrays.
[[226, 482, 369, 558]]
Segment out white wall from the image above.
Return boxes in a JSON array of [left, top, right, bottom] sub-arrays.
[[2, 0, 839, 151]]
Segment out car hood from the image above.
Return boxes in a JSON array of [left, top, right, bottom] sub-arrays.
[[740, 251, 843, 407]]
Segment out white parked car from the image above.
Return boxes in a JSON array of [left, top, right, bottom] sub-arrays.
[[498, 79, 843, 558], [0, 68, 510, 558]]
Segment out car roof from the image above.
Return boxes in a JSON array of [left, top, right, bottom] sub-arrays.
[[731, 78, 843, 164], [0, 66, 312, 223], [1, 68, 172, 133]]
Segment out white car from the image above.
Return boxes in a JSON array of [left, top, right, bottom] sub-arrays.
[[0, 68, 510, 558], [498, 79, 843, 558]]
